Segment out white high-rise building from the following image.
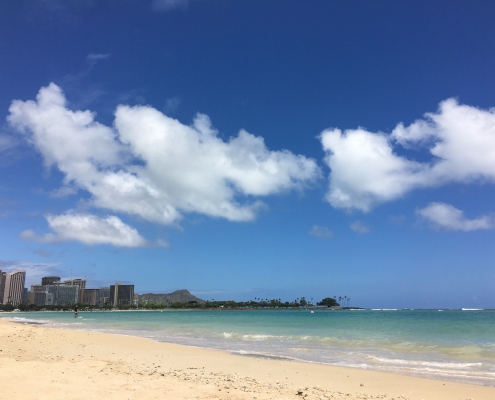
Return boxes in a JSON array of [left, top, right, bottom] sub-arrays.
[[64, 279, 86, 303], [2, 270, 26, 306], [45, 284, 79, 306]]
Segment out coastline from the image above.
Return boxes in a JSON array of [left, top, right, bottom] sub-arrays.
[[1, 319, 494, 399]]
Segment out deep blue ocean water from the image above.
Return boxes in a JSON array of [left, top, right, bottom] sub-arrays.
[[2, 308, 494, 386]]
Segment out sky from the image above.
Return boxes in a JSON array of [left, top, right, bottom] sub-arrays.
[[1, 0, 495, 308]]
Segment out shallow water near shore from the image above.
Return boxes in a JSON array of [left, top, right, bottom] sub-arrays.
[[3, 309, 495, 386]]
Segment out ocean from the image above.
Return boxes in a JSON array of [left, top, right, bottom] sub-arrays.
[[2, 308, 494, 386]]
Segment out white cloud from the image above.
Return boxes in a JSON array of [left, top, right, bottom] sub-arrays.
[[321, 128, 428, 212], [9, 84, 320, 225], [350, 220, 370, 234], [417, 202, 495, 231], [20, 212, 164, 248], [308, 225, 334, 238], [321, 99, 495, 212]]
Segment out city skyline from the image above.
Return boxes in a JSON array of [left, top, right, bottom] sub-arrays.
[[5, 273, 135, 307], [1, 1, 495, 308]]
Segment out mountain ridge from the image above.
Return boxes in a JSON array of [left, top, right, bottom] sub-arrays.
[[138, 289, 204, 304]]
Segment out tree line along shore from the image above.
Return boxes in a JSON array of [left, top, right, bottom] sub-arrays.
[[0, 296, 361, 312]]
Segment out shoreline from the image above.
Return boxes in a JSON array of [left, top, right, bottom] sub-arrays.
[[1, 319, 494, 399], [2, 307, 491, 313], [4, 311, 495, 388], [4, 316, 495, 388], [10, 315, 494, 388]]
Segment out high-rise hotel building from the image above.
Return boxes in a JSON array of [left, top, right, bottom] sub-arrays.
[[45, 284, 79, 306], [82, 288, 98, 305], [41, 276, 61, 286], [64, 279, 86, 303], [1, 270, 26, 305], [110, 283, 134, 306]]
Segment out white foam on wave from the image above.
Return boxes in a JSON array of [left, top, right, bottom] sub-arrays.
[[462, 308, 483, 311], [242, 334, 285, 341], [221, 332, 289, 341], [232, 350, 297, 361], [9, 317, 49, 325], [368, 356, 482, 369], [219, 332, 282, 341], [371, 309, 398, 311], [374, 364, 495, 383], [336, 362, 369, 369]]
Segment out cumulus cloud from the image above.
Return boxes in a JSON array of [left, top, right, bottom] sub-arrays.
[[321, 128, 428, 212], [350, 220, 370, 234], [417, 202, 495, 231], [308, 225, 334, 238], [8, 83, 320, 226], [321, 99, 495, 212], [20, 212, 164, 248]]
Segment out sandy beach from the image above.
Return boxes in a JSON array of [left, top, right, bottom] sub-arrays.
[[0, 318, 493, 400]]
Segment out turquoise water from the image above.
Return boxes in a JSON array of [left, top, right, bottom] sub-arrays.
[[3, 309, 495, 386]]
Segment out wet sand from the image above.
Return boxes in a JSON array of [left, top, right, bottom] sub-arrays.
[[0, 318, 493, 399]]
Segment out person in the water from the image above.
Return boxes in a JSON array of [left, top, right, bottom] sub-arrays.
[[74, 305, 78, 318]]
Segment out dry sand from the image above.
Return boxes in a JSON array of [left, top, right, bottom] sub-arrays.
[[0, 318, 493, 400]]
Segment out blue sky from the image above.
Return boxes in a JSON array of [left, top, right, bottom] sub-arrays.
[[1, 0, 495, 308]]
